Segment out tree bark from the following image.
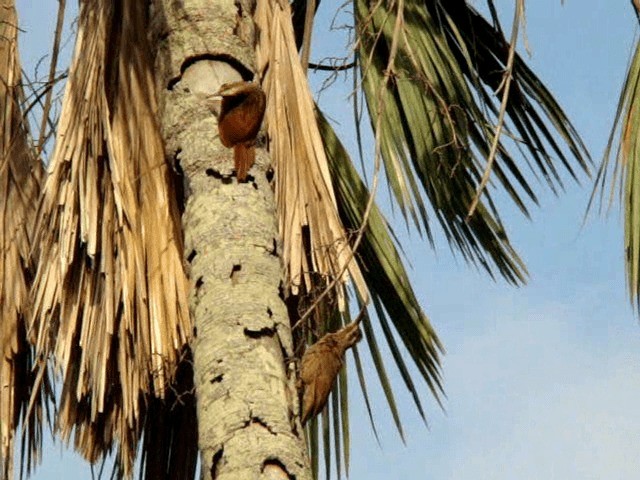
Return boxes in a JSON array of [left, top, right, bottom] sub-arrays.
[[150, 1, 312, 478]]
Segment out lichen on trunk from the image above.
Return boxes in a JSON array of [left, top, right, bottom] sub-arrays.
[[150, 1, 312, 478]]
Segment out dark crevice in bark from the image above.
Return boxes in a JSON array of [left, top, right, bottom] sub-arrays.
[[235, 172, 256, 184], [271, 326, 292, 363], [195, 276, 204, 289], [173, 151, 186, 213], [265, 165, 274, 183], [187, 249, 197, 262], [205, 168, 222, 178], [231, 0, 243, 37], [167, 77, 180, 91], [243, 326, 275, 338], [266, 307, 273, 318], [290, 414, 300, 438], [235, 0, 244, 15], [267, 238, 277, 256], [210, 373, 224, 384], [247, 416, 276, 435], [210, 448, 224, 479], [204, 168, 233, 184], [229, 264, 242, 285]]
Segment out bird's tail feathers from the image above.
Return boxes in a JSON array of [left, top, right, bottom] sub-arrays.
[[234, 143, 254, 182]]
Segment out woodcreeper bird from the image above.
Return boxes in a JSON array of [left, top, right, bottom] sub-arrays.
[[214, 81, 266, 182], [298, 321, 362, 424]]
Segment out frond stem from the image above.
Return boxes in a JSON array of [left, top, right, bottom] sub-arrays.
[[300, 0, 316, 73], [308, 60, 356, 71], [466, 0, 522, 220]]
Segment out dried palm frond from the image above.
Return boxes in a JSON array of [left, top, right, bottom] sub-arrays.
[[29, 0, 191, 475], [255, 0, 370, 324], [0, 1, 45, 477], [0, 2, 47, 478], [255, 3, 375, 474]]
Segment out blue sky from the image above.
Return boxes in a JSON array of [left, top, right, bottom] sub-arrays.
[[16, 1, 640, 479]]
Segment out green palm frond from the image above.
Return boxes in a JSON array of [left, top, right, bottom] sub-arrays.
[[354, 0, 590, 284], [314, 111, 444, 474], [320, 111, 444, 405], [592, 38, 640, 310]]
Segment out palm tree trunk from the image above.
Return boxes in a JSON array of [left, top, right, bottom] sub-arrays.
[[150, 2, 312, 478]]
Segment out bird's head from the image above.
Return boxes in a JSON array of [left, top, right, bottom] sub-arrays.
[[215, 81, 262, 98]]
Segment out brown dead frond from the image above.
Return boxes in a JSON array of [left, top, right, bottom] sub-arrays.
[[0, 1, 45, 477], [29, 0, 191, 475], [255, 0, 369, 329]]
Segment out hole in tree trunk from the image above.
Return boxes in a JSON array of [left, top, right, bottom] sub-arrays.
[[262, 458, 295, 480]]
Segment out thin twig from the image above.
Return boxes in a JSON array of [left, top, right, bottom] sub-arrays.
[[308, 60, 355, 71], [466, 0, 522, 220], [20, 69, 68, 145], [36, 0, 65, 158]]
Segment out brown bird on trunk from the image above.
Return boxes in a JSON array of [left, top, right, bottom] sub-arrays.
[[298, 321, 362, 424], [214, 81, 266, 182]]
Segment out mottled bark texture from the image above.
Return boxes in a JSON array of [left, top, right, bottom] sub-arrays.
[[150, 1, 312, 479]]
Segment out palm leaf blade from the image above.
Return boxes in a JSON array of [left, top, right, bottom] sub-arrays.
[[319, 110, 445, 432], [592, 39, 640, 309], [355, 0, 590, 284]]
